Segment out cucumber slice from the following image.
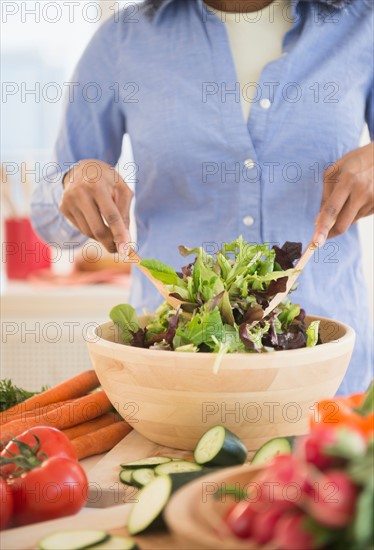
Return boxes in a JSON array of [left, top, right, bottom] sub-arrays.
[[120, 456, 172, 469], [250, 437, 293, 465], [127, 475, 172, 535], [194, 425, 247, 467], [154, 460, 202, 475], [119, 469, 136, 486], [168, 469, 218, 493], [38, 530, 109, 550], [91, 536, 139, 550], [131, 468, 156, 488]]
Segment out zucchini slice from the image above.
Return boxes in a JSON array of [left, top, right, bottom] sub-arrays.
[[154, 460, 202, 475], [250, 437, 293, 465], [119, 469, 136, 486], [38, 530, 109, 550], [169, 469, 218, 493], [127, 475, 172, 535], [194, 425, 247, 467], [131, 468, 156, 488], [91, 536, 139, 550], [120, 456, 171, 469]]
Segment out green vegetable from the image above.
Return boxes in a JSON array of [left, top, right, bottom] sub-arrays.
[[120, 456, 172, 469], [154, 460, 202, 475], [37, 531, 139, 550], [0, 379, 48, 412], [139, 259, 181, 286], [306, 320, 320, 347], [37, 530, 109, 550], [109, 304, 140, 345], [194, 425, 247, 467], [131, 468, 156, 488], [250, 437, 293, 465], [110, 238, 320, 355]]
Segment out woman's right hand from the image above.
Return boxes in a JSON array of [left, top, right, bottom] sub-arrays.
[[60, 159, 133, 254]]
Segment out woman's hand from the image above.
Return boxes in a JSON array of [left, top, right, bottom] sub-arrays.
[[60, 160, 133, 253], [313, 142, 374, 245]]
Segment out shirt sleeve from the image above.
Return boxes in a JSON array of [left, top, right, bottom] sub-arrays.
[[31, 17, 126, 246], [365, 79, 374, 141]]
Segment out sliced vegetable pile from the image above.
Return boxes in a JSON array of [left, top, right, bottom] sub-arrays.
[[110, 237, 320, 357], [119, 425, 249, 535], [0, 371, 132, 460]]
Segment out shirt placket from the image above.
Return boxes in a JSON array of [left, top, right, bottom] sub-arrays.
[[202, 11, 262, 243]]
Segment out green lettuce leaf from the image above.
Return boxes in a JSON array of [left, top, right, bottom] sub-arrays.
[[110, 304, 140, 344], [306, 320, 320, 347], [139, 259, 181, 285]]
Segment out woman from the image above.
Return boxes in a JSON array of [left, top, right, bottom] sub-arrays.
[[31, 0, 373, 394]]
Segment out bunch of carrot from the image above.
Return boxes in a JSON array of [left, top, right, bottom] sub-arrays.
[[0, 371, 132, 459]]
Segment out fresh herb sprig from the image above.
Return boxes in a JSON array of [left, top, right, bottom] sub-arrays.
[[0, 379, 48, 412]]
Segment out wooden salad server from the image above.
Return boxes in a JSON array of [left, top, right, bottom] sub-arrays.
[[128, 248, 186, 310], [251, 241, 318, 327]]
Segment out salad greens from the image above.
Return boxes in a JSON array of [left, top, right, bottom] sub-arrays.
[[110, 237, 320, 356]]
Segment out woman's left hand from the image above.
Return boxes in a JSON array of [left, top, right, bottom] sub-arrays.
[[313, 142, 374, 245]]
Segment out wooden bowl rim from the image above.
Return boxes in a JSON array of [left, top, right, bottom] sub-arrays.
[[87, 314, 355, 365]]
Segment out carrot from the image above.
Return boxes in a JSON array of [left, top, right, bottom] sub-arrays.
[[71, 421, 132, 460], [0, 370, 99, 425], [63, 412, 120, 440], [0, 390, 112, 441], [1, 400, 73, 425]]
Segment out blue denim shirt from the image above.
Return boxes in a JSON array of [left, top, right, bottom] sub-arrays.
[[31, 0, 374, 394]]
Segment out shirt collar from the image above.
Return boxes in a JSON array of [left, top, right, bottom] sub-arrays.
[[152, 0, 351, 22]]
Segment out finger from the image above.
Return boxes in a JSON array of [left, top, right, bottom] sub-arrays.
[[312, 185, 349, 246], [81, 199, 117, 253], [354, 204, 374, 223], [114, 180, 133, 228], [318, 162, 340, 215], [68, 208, 94, 239], [328, 194, 362, 238], [95, 187, 131, 254]]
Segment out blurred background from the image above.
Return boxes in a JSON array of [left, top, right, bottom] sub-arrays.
[[1, 0, 373, 389]]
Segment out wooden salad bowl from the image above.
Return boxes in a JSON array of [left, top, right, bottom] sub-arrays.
[[86, 315, 354, 451]]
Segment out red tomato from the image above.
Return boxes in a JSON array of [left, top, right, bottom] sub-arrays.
[[10, 456, 87, 526], [0, 478, 14, 530], [1, 427, 76, 478]]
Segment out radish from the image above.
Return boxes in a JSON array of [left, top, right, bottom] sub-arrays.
[[250, 505, 284, 545], [305, 470, 358, 528], [223, 500, 257, 539], [275, 513, 316, 550], [258, 454, 310, 504], [296, 426, 366, 471]]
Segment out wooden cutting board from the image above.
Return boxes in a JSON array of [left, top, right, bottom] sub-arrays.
[[86, 430, 194, 508], [0, 503, 200, 550]]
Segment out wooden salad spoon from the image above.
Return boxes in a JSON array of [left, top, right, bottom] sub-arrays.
[[251, 241, 318, 327], [128, 248, 187, 310]]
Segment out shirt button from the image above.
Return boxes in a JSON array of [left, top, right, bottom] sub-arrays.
[[244, 158, 255, 169], [260, 98, 272, 110], [243, 215, 255, 227]]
